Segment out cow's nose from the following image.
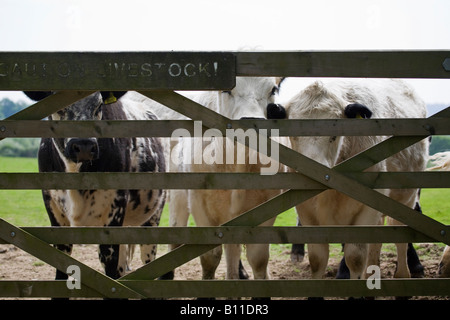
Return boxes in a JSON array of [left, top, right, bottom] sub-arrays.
[[267, 103, 286, 119], [66, 139, 99, 162]]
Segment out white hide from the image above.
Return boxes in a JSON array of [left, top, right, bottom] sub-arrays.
[[427, 151, 450, 278], [140, 77, 289, 281], [185, 77, 289, 280], [287, 79, 429, 280]]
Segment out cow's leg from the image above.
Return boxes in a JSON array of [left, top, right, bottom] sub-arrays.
[[188, 190, 224, 280], [306, 243, 329, 300], [346, 207, 382, 280], [244, 217, 273, 280], [168, 190, 190, 249], [239, 260, 249, 279], [42, 191, 74, 281], [407, 243, 424, 278], [339, 244, 382, 280], [336, 256, 350, 279], [387, 216, 410, 278], [140, 244, 157, 265], [99, 190, 127, 279], [139, 216, 160, 265], [224, 244, 241, 280], [99, 244, 125, 279], [55, 244, 73, 280], [246, 243, 270, 279], [200, 246, 222, 280], [407, 200, 425, 278], [439, 245, 450, 277], [387, 190, 419, 278], [291, 217, 305, 262], [366, 243, 382, 271], [344, 243, 368, 279], [394, 242, 410, 278], [159, 190, 190, 280], [291, 243, 306, 263], [51, 243, 74, 301], [308, 243, 329, 279]]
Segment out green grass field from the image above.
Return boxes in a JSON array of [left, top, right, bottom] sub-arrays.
[[0, 156, 298, 227], [0, 156, 448, 229]]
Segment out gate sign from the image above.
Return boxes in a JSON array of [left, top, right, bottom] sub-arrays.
[[0, 52, 236, 90]]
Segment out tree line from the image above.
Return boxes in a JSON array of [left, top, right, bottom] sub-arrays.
[[1, 98, 449, 158], [1, 98, 40, 157]]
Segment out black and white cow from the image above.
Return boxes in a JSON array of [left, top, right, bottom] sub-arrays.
[[24, 91, 166, 280]]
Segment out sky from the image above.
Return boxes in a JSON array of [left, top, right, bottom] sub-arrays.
[[1, 0, 449, 106]]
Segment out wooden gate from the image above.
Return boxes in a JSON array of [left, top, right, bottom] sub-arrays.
[[0, 51, 449, 299]]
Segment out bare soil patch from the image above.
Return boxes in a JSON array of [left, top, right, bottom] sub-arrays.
[[0, 242, 448, 300]]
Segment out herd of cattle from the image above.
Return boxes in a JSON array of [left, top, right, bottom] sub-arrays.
[[23, 77, 450, 297]]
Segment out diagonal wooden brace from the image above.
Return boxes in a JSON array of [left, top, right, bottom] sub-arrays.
[[142, 90, 449, 243], [123, 91, 449, 281], [0, 219, 144, 298], [121, 189, 321, 280]]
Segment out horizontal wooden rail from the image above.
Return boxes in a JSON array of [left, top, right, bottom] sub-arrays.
[[0, 52, 236, 90], [0, 172, 449, 190], [235, 51, 450, 78], [1, 51, 449, 300], [123, 278, 450, 298], [0, 118, 449, 138], [0, 225, 441, 245], [1, 279, 449, 299], [0, 219, 144, 298], [1, 51, 449, 92]]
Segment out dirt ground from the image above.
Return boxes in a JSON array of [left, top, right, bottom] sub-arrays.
[[0, 242, 448, 300]]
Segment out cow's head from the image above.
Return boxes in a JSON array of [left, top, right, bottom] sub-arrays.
[[219, 77, 285, 119], [286, 81, 373, 168], [23, 91, 126, 163]]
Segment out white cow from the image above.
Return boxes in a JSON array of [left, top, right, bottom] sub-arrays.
[[428, 151, 450, 278], [125, 78, 288, 282], [172, 77, 288, 281], [286, 79, 429, 280], [429, 151, 450, 171]]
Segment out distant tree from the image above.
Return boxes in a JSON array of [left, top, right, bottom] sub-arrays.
[[0, 98, 29, 119], [0, 98, 39, 157], [0, 138, 40, 158], [429, 136, 450, 155]]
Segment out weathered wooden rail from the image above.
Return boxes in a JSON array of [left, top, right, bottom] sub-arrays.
[[0, 51, 449, 299]]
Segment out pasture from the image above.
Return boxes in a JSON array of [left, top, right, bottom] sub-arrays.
[[0, 156, 300, 228], [0, 155, 448, 300], [1, 156, 449, 227]]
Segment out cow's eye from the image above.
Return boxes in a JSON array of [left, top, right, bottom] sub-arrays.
[[270, 86, 279, 97], [94, 106, 103, 119]]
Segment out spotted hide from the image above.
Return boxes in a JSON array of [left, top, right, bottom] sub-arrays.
[[24, 91, 166, 280]]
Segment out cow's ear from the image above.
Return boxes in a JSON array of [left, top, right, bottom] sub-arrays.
[[100, 91, 127, 104], [267, 103, 287, 119], [23, 91, 53, 101], [276, 77, 286, 87], [344, 103, 372, 119]]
